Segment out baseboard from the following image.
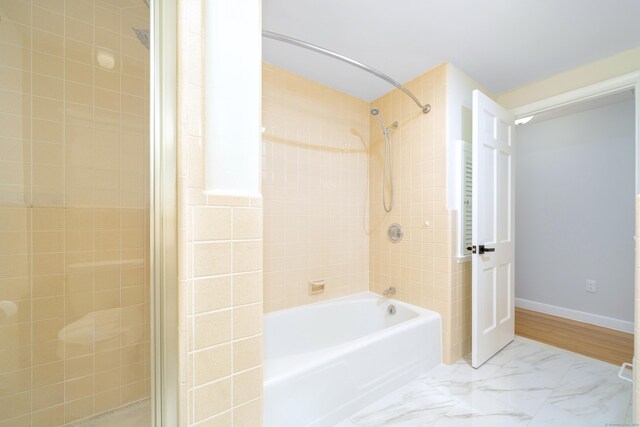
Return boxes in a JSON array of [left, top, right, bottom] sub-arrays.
[[515, 298, 634, 333]]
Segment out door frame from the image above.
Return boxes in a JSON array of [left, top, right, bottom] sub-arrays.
[[511, 72, 640, 193], [509, 71, 640, 421], [151, 0, 178, 425]]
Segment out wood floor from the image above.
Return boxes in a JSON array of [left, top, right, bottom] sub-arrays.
[[515, 307, 634, 366]]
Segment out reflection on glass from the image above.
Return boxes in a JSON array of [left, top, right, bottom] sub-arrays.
[[0, 0, 150, 424]]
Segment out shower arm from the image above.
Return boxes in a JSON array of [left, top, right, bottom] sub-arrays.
[[263, 30, 431, 114]]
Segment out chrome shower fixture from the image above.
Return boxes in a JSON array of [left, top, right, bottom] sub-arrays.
[[132, 27, 150, 50], [370, 106, 397, 134], [132, 0, 151, 50], [371, 107, 396, 213]]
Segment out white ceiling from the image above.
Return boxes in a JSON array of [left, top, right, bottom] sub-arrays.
[[263, 0, 640, 101]]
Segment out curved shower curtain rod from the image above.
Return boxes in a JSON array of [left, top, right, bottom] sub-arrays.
[[263, 30, 431, 114]]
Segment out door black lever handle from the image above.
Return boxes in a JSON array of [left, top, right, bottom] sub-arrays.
[[480, 245, 495, 253], [467, 245, 495, 254]]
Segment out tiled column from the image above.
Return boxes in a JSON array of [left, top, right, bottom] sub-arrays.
[[177, 0, 264, 425]]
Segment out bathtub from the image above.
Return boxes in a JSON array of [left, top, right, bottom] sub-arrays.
[[263, 292, 442, 427]]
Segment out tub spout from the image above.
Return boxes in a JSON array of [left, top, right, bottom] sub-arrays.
[[383, 287, 396, 296]]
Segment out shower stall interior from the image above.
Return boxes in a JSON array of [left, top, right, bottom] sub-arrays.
[[0, 0, 152, 425]]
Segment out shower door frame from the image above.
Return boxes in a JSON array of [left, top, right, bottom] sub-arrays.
[[151, 0, 178, 425]]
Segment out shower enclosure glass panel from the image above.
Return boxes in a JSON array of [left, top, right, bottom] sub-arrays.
[[0, 0, 151, 424]]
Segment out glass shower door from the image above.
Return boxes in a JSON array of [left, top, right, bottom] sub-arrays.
[[0, 0, 151, 425]]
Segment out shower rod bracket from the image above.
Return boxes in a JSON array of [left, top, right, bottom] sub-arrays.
[[263, 30, 431, 114]]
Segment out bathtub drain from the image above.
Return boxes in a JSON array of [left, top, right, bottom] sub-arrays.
[[388, 305, 396, 315]]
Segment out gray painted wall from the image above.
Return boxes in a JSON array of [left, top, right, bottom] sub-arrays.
[[515, 99, 635, 322]]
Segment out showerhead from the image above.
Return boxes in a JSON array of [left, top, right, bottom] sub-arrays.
[[370, 107, 389, 134], [132, 0, 150, 50], [132, 27, 150, 50]]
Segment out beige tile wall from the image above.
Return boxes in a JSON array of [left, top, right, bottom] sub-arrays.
[[176, 1, 264, 425], [263, 62, 468, 363], [0, 0, 150, 425], [369, 63, 466, 363], [261, 63, 370, 312]]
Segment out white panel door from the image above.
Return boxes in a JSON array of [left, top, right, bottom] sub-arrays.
[[471, 89, 515, 368]]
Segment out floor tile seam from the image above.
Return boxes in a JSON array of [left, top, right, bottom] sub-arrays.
[[420, 381, 471, 406], [474, 374, 557, 418], [437, 389, 533, 423]]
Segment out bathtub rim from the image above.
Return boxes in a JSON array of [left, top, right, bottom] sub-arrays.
[[263, 291, 440, 322]]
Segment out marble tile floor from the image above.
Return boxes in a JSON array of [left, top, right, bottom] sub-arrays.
[[67, 399, 151, 427], [338, 337, 633, 427]]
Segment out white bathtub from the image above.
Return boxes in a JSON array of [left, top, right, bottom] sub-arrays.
[[263, 292, 442, 427]]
